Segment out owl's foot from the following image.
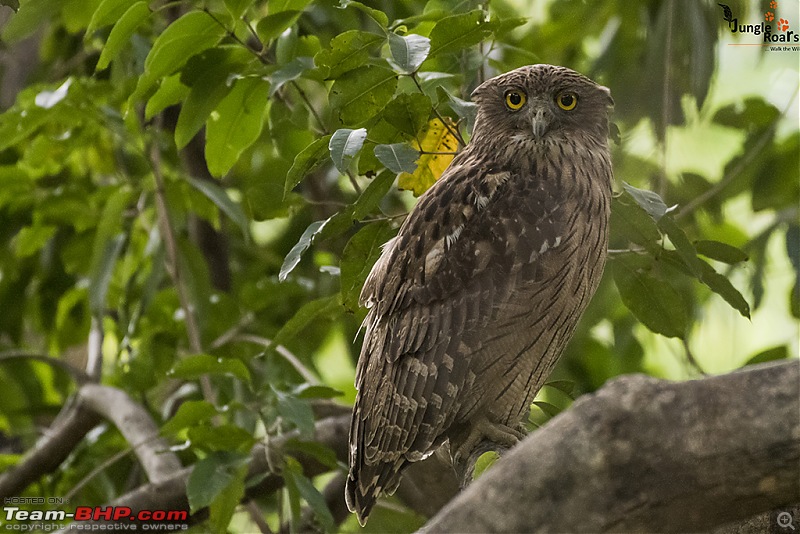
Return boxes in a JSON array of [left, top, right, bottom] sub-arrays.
[[450, 417, 525, 486]]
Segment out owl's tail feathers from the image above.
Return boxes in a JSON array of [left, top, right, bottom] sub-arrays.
[[345, 459, 405, 526]]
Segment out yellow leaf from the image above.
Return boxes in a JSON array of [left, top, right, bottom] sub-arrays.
[[398, 118, 458, 196]]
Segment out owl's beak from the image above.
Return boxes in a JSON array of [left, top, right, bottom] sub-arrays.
[[529, 103, 553, 139]]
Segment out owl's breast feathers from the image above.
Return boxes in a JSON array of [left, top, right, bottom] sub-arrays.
[[347, 142, 611, 522]]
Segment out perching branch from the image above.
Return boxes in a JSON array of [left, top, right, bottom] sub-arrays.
[[420, 360, 800, 533]]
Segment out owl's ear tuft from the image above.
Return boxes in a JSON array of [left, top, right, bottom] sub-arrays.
[[470, 78, 495, 102], [599, 85, 614, 107]]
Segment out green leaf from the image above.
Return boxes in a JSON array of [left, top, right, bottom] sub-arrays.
[[612, 254, 688, 338], [532, 400, 561, 417], [745, 346, 788, 367], [314, 30, 384, 79], [698, 260, 750, 319], [87, 0, 133, 33], [135, 10, 227, 99], [224, 0, 250, 19], [95, 1, 150, 71], [293, 383, 344, 399], [88, 234, 125, 316], [145, 74, 188, 120], [381, 93, 432, 137], [545, 380, 575, 396], [328, 127, 367, 173], [388, 32, 430, 74], [2, 0, 58, 42], [279, 218, 330, 282], [428, 10, 493, 57], [269, 0, 312, 12], [337, 0, 388, 28], [256, 10, 302, 44], [205, 77, 270, 177], [286, 466, 335, 531], [284, 439, 339, 469], [271, 295, 341, 347], [175, 46, 253, 149], [162, 400, 217, 435], [439, 87, 477, 133], [268, 56, 314, 96], [187, 451, 249, 513], [658, 215, 703, 278], [622, 182, 668, 221], [329, 65, 397, 125], [1, 0, 19, 10], [472, 451, 500, 481], [374, 143, 419, 174], [353, 169, 395, 220], [340, 221, 395, 311], [285, 135, 331, 195], [610, 194, 662, 253], [188, 424, 256, 452], [14, 224, 57, 258], [170, 353, 252, 383], [208, 463, 246, 533], [273, 387, 316, 439], [694, 240, 749, 264], [186, 176, 250, 241]]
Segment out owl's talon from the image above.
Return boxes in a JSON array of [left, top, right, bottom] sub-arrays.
[[451, 417, 526, 466]]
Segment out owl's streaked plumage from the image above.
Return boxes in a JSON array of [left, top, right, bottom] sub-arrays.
[[346, 64, 614, 524]]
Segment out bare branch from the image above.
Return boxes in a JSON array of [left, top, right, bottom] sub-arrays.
[[0, 402, 100, 497], [420, 360, 800, 533], [78, 384, 182, 484]]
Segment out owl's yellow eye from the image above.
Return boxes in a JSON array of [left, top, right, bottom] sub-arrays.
[[504, 90, 526, 111], [556, 92, 578, 111]]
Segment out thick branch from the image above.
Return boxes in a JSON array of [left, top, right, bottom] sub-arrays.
[[0, 401, 100, 497], [421, 360, 800, 533], [78, 384, 182, 484]]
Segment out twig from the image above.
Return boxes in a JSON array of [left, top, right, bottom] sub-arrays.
[[0, 351, 91, 384], [681, 337, 706, 376], [148, 120, 216, 405], [291, 80, 327, 135], [86, 316, 103, 380], [410, 73, 467, 148], [64, 445, 134, 501], [346, 169, 363, 195], [674, 93, 798, 221], [246, 500, 275, 534], [233, 334, 320, 384]]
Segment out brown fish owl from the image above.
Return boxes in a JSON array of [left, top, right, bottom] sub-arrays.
[[346, 64, 614, 524]]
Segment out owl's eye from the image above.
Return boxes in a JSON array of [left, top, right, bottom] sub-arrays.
[[504, 90, 526, 111], [556, 92, 578, 111]]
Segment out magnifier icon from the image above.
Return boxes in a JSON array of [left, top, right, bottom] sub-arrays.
[[778, 512, 795, 530]]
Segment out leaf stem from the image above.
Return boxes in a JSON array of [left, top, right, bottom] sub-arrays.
[[410, 72, 467, 148]]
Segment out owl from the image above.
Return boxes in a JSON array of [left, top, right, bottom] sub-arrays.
[[346, 64, 614, 524]]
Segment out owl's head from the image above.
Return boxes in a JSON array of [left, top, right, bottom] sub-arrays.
[[470, 64, 614, 147]]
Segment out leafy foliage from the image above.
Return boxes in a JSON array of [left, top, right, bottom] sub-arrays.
[[0, 0, 796, 532]]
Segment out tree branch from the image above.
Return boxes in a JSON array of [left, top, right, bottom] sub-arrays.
[[77, 384, 182, 484], [0, 400, 100, 497], [420, 360, 800, 533]]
